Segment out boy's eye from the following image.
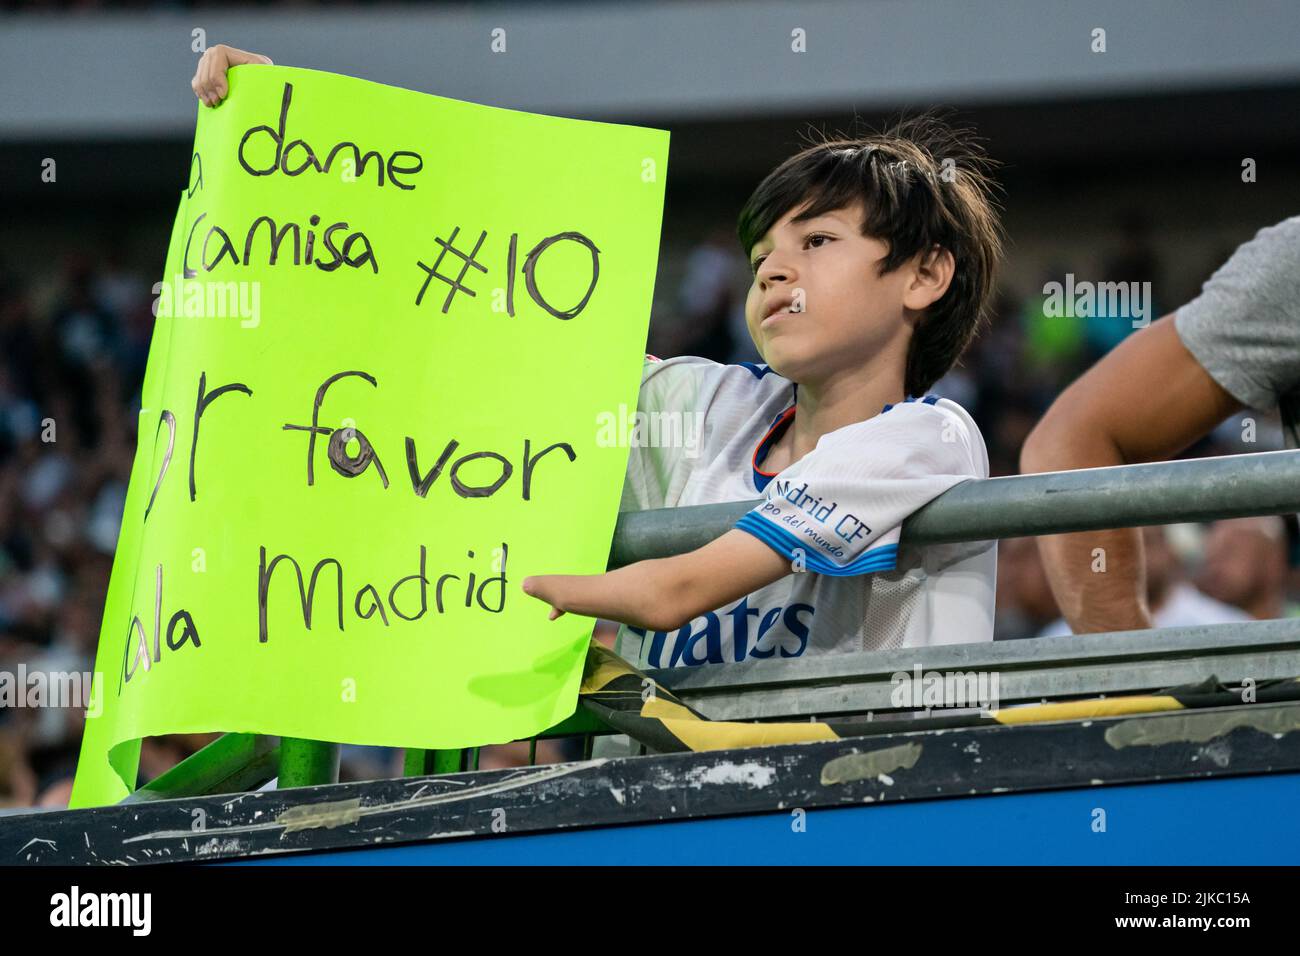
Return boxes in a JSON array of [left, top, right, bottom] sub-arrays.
[[750, 233, 833, 274]]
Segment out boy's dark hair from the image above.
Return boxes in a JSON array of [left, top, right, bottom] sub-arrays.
[[736, 112, 1004, 396]]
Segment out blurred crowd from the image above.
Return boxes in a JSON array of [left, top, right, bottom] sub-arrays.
[[2, 210, 1298, 812], [0, 252, 153, 809]]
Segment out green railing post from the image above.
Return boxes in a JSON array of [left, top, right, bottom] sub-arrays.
[[278, 738, 340, 789], [120, 733, 279, 803], [402, 748, 464, 776]]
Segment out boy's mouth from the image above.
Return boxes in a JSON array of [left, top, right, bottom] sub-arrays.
[[763, 297, 795, 320]]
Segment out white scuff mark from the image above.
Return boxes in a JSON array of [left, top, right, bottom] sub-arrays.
[[84, 833, 90, 848], [1090, 779, 1104, 785], [877, 773, 895, 786], [431, 830, 476, 839], [16, 838, 56, 856], [608, 787, 626, 805], [405, 777, 467, 788], [1081, 721, 1093, 728], [1198, 740, 1233, 768], [685, 761, 777, 790], [648, 768, 683, 792], [962, 742, 980, 755], [991, 787, 1009, 793], [407, 785, 429, 801], [194, 837, 244, 857], [124, 760, 604, 847], [862, 795, 875, 803]]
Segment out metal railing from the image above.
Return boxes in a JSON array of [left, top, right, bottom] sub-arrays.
[[123, 448, 1300, 803]]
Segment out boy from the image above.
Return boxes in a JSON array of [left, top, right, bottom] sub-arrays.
[[522, 117, 1005, 668], [191, 52, 1004, 668]]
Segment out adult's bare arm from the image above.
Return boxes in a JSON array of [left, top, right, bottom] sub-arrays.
[[1019, 313, 1244, 632]]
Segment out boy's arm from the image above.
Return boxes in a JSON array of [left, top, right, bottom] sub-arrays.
[[522, 529, 791, 631], [525, 401, 982, 629]]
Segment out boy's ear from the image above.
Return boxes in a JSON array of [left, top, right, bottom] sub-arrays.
[[902, 244, 956, 312]]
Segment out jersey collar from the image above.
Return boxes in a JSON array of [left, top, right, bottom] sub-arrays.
[[751, 383, 798, 492], [751, 390, 939, 491]]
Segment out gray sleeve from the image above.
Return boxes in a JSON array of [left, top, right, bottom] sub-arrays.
[[1174, 215, 1300, 411]]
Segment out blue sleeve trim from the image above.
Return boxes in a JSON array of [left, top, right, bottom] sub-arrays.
[[735, 512, 898, 576], [882, 394, 939, 413], [738, 361, 776, 380]]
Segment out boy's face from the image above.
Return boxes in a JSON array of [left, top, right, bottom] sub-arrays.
[[743, 199, 915, 386]]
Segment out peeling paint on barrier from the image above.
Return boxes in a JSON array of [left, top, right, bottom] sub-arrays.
[[685, 761, 777, 789], [1105, 708, 1300, 750], [820, 742, 922, 786], [277, 798, 362, 833]]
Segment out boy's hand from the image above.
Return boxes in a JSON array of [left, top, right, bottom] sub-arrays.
[[521, 568, 667, 628], [521, 529, 793, 632], [192, 44, 274, 107], [520, 575, 584, 621]]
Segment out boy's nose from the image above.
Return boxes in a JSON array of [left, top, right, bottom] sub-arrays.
[[757, 261, 794, 286]]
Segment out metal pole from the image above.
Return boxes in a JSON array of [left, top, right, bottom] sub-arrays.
[[608, 449, 1300, 566], [903, 449, 1300, 545]]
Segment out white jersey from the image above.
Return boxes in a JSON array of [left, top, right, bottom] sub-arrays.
[[615, 354, 997, 670]]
